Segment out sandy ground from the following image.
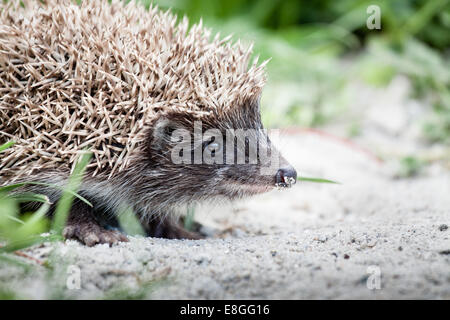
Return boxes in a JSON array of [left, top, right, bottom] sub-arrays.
[[0, 77, 449, 299]]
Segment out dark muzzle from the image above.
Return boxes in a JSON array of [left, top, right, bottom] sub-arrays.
[[275, 165, 297, 188]]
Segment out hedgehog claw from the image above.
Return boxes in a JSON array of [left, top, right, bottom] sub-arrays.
[[63, 222, 128, 247]]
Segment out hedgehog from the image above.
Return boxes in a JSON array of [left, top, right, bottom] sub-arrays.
[[0, 0, 297, 246]]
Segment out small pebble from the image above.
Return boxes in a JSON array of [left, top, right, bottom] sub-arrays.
[[438, 224, 448, 231]]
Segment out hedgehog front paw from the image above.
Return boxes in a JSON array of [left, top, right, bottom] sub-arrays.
[[63, 222, 129, 247]]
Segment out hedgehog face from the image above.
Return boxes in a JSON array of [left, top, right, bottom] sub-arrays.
[[146, 105, 297, 201]]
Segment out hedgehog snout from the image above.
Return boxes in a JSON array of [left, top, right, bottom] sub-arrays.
[[275, 165, 297, 188]]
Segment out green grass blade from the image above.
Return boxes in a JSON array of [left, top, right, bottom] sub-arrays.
[[5, 215, 25, 225], [0, 182, 92, 207], [184, 206, 196, 231], [117, 205, 145, 237], [8, 193, 50, 204], [0, 184, 26, 193], [297, 177, 340, 184], [51, 151, 92, 235], [0, 140, 15, 153], [19, 202, 50, 232]]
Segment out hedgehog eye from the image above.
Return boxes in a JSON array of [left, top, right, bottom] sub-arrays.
[[164, 125, 176, 138]]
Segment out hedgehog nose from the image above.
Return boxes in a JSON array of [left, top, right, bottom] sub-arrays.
[[275, 166, 297, 187]]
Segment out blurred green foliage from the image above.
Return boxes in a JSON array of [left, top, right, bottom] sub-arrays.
[[143, 0, 449, 142], [398, 155, 424, 177], [0, 145, 94, 255], [146, 0, 449, 50]]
